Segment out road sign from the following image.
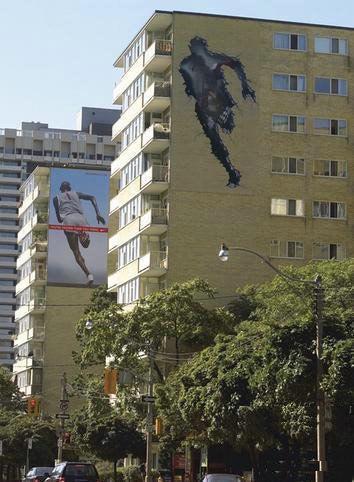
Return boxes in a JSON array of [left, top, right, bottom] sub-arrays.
[[141, 395, 155, 403], [59, 400, 69, 411], [55, 413, 70, 419]]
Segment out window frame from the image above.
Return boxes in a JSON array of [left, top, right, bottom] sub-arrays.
[[272, 73, 306, 92], [313, 159, 347, 178], [270, 239, 304, 259], [273, 32, 307, 51], [272, 114, 306, 134], [312, 201, 347, 220], [314, 76, 348, 96], [314, 36, 348, 55], [271, 156, 305, 176], [313, 118, 347, 137], [271, 198, 305, 217], [312, 242, 346, 260]]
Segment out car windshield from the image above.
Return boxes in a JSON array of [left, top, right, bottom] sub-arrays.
[[64, 465, 97, 477], [36, 468, 53, 475]]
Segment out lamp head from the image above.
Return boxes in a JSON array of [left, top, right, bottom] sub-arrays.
[[85, 319, 93, 330], [218, 243, 229, 262]]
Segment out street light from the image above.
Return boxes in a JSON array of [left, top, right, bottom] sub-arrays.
[[218, 243, 326, 482]]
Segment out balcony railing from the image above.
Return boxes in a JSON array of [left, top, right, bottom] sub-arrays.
[[139, 251, 167, 273], [142, 123, 170, 151], [140, 208, 167, 230], [141, 165, 169, 189]]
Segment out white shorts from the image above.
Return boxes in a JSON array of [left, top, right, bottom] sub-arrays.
[[62, 213, 87, 226]]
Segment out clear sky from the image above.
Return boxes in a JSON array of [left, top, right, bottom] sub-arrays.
[[1, 0, 353, 130]]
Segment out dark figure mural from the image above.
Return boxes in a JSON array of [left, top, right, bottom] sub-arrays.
[[179, 37, 256, 188]]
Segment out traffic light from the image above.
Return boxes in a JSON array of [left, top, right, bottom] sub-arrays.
[[27, 397, 40, 416], [104, 368, 117, 395], [155, 417, 164, 436]]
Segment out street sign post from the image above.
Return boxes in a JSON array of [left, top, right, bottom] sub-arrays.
[[56, 413, 70, 419]]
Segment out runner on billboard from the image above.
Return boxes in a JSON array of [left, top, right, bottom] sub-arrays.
[[53, 180, 106, 285]]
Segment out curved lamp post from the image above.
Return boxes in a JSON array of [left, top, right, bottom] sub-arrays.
[[218, 243, 326, 482]]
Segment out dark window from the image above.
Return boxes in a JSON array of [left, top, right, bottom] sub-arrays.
[[97, 154, 102, 160], [290, 34, 298, 49], [332, 38, 339, 53], [16, 148, 22, 155], [289, 117, 297, 132], [330, 162, 338, 176], [0, 280, 16, 286], [33, 150, 43, 156], [331, 120, 338, 135], [289, 75, 297, 90], [288, 242, 295, 257], [329, 244, 337, 259], [330, 203, 337, 218], [288, 158, 297, 173], [331, 78, 339, 94], [288, 199, 296, 215], [23, 149, 32, 155]]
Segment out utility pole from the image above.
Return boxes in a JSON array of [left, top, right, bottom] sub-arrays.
[[145, 351, 154, 482], [57, 373, 69, 464], [314, 276, 326, 482]]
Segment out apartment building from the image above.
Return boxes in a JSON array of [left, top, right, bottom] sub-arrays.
[[0, 107, 119, 369], [107, 10, 353, 306], [13, 164, 111, 414]]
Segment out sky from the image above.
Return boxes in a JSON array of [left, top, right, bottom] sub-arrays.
[[0, 0, 353, 130]]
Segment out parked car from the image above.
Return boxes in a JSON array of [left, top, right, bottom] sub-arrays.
[[23, 467, 53, 482], [202, 474, 242, 482], [44, 462, 99, 482]]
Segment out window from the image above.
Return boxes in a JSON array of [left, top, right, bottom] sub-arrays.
[[0, 245, 17, 251], [271, 198, 304, 216], [313, 242, 345, 260], [313, 159, 347, 177], [122, 74, 145, 111], [313, 118, 347, 136], [314, 77, 347, 95], [122, 114, 144, 150], [270, 240, 304, 258], [118, 237, 140, 269], [271, 156, 305, 175], [272, 74, 306, 92], [314, 37, 348, 55], [0, 232, 17, 238], [119, 196, 141, 229], [273, 33, 306, 51], [313, 201, 346, 219], [272, 115, 305, 133], [120, 154, 143, 189], [124, 33, 146, 72], [117, 277, 139, 304], [0, 184, 18, 190]]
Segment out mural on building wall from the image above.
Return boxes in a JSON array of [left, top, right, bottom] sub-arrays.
[[47, 168, 109, 287], [179, 36, 256, 188]]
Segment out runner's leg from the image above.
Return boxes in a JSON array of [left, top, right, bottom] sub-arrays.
[[64, 231, 90, 277]]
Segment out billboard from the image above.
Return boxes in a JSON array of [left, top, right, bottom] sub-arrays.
[[47, 168, 109, 286]]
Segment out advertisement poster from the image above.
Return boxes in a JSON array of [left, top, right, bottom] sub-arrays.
[[47, 168, 109, 286]]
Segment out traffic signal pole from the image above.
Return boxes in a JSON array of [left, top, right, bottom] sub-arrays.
[[145, 351, 154, 482], [314, 276, 326, 482], [57, 373, 68, 464]]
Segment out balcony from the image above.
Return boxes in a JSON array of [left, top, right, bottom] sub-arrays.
[[143, 81, 171, 113], [19, 185, 49, 216], [140, 208, 168, 235], [145, 39, 172, 73], [15, 298, 46, 320], [140, 165, 169, 193], [139, 251, 167, 277], [18, 213, 47, 242], [142, 123, 170, 154], [108, 232, 119, 253]]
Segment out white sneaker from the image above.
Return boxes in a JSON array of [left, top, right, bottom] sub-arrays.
[[87, 274, 94, 285]]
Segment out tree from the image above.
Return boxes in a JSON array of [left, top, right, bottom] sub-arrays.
[[156, 260, 354, 482], [75, 279, 236, 383], [71, 376, 145, 482]]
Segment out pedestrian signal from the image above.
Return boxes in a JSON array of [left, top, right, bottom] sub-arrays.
[[27, 397, 40, 416], [155, 417, 164, 435], [104, 368, 117, 395]]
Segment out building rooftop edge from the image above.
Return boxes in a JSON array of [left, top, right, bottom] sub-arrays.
[[113, 9, 354, 67]]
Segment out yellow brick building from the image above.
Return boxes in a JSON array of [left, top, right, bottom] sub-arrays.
[[14, 165, 114, 415], [108, 11, 353, 306]]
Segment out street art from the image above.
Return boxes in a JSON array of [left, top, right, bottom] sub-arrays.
[[179, 36, 256, 188]]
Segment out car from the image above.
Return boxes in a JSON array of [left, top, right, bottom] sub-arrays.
[[44, 462, 99, 482], [202, 474, 242, 482], [23, 467, 54, 482]]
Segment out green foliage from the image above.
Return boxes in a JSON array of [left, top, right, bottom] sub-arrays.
[[156, 260, 354, 479], [0, 366, 24, 412]]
